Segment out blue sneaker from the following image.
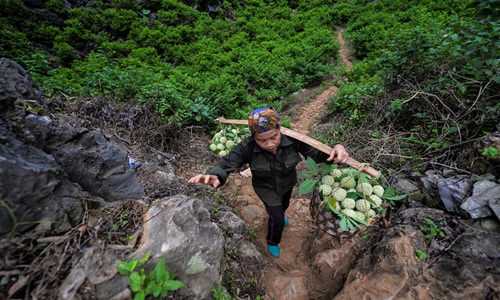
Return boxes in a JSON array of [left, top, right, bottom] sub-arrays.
[[284, 216, 289, 227], [267, 245, 280, 258]]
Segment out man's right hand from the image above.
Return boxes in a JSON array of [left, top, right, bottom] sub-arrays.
[[187, 174, 221, 188]]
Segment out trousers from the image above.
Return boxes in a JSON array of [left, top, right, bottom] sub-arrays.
[[264, 189, 292, 246]]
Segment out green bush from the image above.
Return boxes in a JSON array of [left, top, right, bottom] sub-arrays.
[[58, 18, 92, 49], [100, 40, 138, 58], [116, 253, 185, 300], [0, 25, 36, 65], [156, 1, 201, 26], [7, 0, 493, 135], [33, 25, 61, 46], [53, 41, 78, 64], [45, 0, 68, 14], [1, 0, 30, 17], [111, 0, 140, 10], [100, 9, 139, 36]]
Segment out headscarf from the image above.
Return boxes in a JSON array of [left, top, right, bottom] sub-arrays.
[[247, 107, 280, 135]]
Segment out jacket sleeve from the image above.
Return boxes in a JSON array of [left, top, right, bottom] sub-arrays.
[[206, 139, 252, 187]]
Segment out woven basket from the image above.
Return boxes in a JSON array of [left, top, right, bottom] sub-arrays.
[[309, 188, 383, 242]]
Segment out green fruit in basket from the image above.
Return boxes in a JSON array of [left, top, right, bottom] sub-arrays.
[[330, 169, 342, 179], [340, 176, 356, 189], [214, 132, 222, 138], [342, 208, 357, 219], [373, 185, 385, 198], [216, 143, 225, 150], [356, 182, 373, 196], [367, 209, 376, 218], [209, 143, 217, 151], [355, 211, 366, 221], [368, 195, 383, 208], [218, 150, 227, 157], [321, 175, 336, 186], [355, 199, 371, 212], [332, 188, 347, 201], [226, 140, 236, 149], [219, 137, 228, 144], [319, 184, 333, 197], [341, 197, 356, 209], [340, 168, 350, 176]]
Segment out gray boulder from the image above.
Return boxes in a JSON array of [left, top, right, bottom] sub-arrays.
[[24, 113, 145, 201], [461, 180, 500, 220], [97, 195, 225, 299], [0, 121, 84, 237], [0, 58, 44, 113], [0, 57, 145, 237]]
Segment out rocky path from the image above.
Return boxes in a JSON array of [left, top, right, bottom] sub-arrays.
[[231, 28, 353, 300]]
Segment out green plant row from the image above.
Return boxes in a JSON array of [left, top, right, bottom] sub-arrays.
[[1, 0, 341, 127]]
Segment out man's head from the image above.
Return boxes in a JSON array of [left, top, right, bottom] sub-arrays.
[[247, 107, 280, 135]]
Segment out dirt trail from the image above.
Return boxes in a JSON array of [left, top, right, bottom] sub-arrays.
[[291, 28, 352, 135], [231, 28, 353, 300]]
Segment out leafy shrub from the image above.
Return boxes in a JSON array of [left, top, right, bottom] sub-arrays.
[[327, 76, 383, 123], [98, 8, 139, 37], [0, 25, 36, 65], [58, 18, 92, 49], [156, 1, 201, 26], [116, 253, 185, 300], [24, 53, 52, 83], [111, 0, 140, 10], [33, 25, 61, 46], [45, 0, 68, 14], [53, 41, 77, 65], [100, 40, 138, 58], [1, 0, 30, 17]]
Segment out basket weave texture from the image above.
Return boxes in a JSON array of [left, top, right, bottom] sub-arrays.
[[309, 188, 382, 241]]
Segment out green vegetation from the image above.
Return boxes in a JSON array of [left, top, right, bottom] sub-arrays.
[[116, 253, 185, 300], [1, 0, 497, 164], [420, 217, 446, 240], [482, 147, 500, 159], [1, 1, 498, 298], [415, 249, 429, 260], [212, 284, 232, 300], [326, 0, 499, 169], [1, 0, 340, 126], [416, 216, 447, 260]]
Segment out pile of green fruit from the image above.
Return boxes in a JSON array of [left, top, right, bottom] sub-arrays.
[[299, 157, 406, 232], [208, 125, 250, 157]]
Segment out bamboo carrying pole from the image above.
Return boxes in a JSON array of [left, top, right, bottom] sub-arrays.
[[216, 118, 380, 178]]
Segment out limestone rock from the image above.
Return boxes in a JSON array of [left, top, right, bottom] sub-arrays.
[[127, 195, 224, 299], [0, 121, 85, 237]]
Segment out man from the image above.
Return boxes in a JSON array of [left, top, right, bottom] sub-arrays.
[[188, 107, 349, 258]]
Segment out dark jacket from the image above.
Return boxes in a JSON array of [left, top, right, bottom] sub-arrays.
[[206, 133, 331, 206]]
